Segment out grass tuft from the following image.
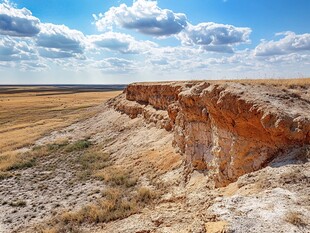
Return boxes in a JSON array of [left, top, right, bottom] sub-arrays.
[[46, 140, 69, 151], [78, 152, 110, 170], [64, 140, 91, 152], [136, 187, 156, 204], [9, 200, 27, 207], [285, 211, 307, 227], [0, 171, 13, 180], [96, 168, 138, 187], [7, 156, 36, 171], [60, 193, 137, 224]]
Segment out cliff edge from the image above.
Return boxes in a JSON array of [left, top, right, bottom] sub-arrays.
[[111, 81, 310, 187]]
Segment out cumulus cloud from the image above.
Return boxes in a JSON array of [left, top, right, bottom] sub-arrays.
[[19, 60, 48, 71], [36, 23, 85, 58], [94, 57, 136, 73], [178, 22, 251, 53], [0, 36, 37, 61], [94, 0, 187, 37], [0, 1, 40, 37], [88, 32, 156, 54], [256, 53, 310, 65], [0, 37, 17, 58], [255, 32, 310, 56], [145, 46, 203, 73]]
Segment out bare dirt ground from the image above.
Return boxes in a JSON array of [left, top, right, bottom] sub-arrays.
[[0, 81, 309, 233]]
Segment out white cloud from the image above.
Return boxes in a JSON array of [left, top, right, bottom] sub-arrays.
[[144, 46, 204, 73], [149, 58, 169, 66], [36, 23, 85, 58], [0, 1, 40, 37], [257, 53, 310, 64], [19, 60, 48, 71], [1, 0, 309, 81], [94, 57, 137, 74], [255, 32, 310, 56], [0, 36, 37, 61], [178, 22, 251, 53], [94, 0, 187, 37], [88, 32, 157, 54]]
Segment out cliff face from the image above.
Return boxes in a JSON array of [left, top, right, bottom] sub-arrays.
[[112, 81, 310, 187]]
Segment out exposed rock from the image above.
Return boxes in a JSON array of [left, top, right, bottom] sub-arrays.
[[112, 81, 310, 187]]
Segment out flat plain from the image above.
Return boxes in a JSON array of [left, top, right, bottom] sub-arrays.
[[0, 85, 122, 155]]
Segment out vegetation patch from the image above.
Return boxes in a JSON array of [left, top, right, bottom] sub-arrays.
[[136, 187, 156, 205], [9, 200, 27, 207], [0, 139, 91, 174], [46, 140, 69, 152], [64, 140, 91, 152], [95, 167, 138, 187], [285, 211, 307, 227], [77, 151, 110, 170], [37, 184, 157, 232], [74, 150, 111, 181], [0, 171, 13, 180], [61, 196, 137, 224]]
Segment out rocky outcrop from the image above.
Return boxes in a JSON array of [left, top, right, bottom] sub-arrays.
[[111, 81, 310, 187]]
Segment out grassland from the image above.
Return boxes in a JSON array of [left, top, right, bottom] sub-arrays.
[[0, 86, 122, 155]]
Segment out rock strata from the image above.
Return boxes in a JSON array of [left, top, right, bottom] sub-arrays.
[[112, 81, 310, 187]]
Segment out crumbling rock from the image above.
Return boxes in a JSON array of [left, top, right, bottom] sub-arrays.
[[111, 81, 310, 187]]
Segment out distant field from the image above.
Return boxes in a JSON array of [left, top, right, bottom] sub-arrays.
[[0, 85, 123, 155]]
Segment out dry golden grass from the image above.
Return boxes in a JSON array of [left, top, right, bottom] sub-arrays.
[[0, 87, 121, 155], [95, 166, 138, 187], [141, 77, 310, 87], [37, 186, 157, 232], [285, 211, 307, 227], [224, 77, 310, 86]]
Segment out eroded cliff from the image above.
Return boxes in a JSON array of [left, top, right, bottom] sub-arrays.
[[111, 81, 310, 187]]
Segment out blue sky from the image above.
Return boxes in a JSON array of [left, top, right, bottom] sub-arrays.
[[0, 0, 309, 84]]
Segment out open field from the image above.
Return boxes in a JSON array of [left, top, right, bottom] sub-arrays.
[[0, 85, 123, 155]]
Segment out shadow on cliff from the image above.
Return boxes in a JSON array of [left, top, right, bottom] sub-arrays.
[[269, 145, 310, 168]]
